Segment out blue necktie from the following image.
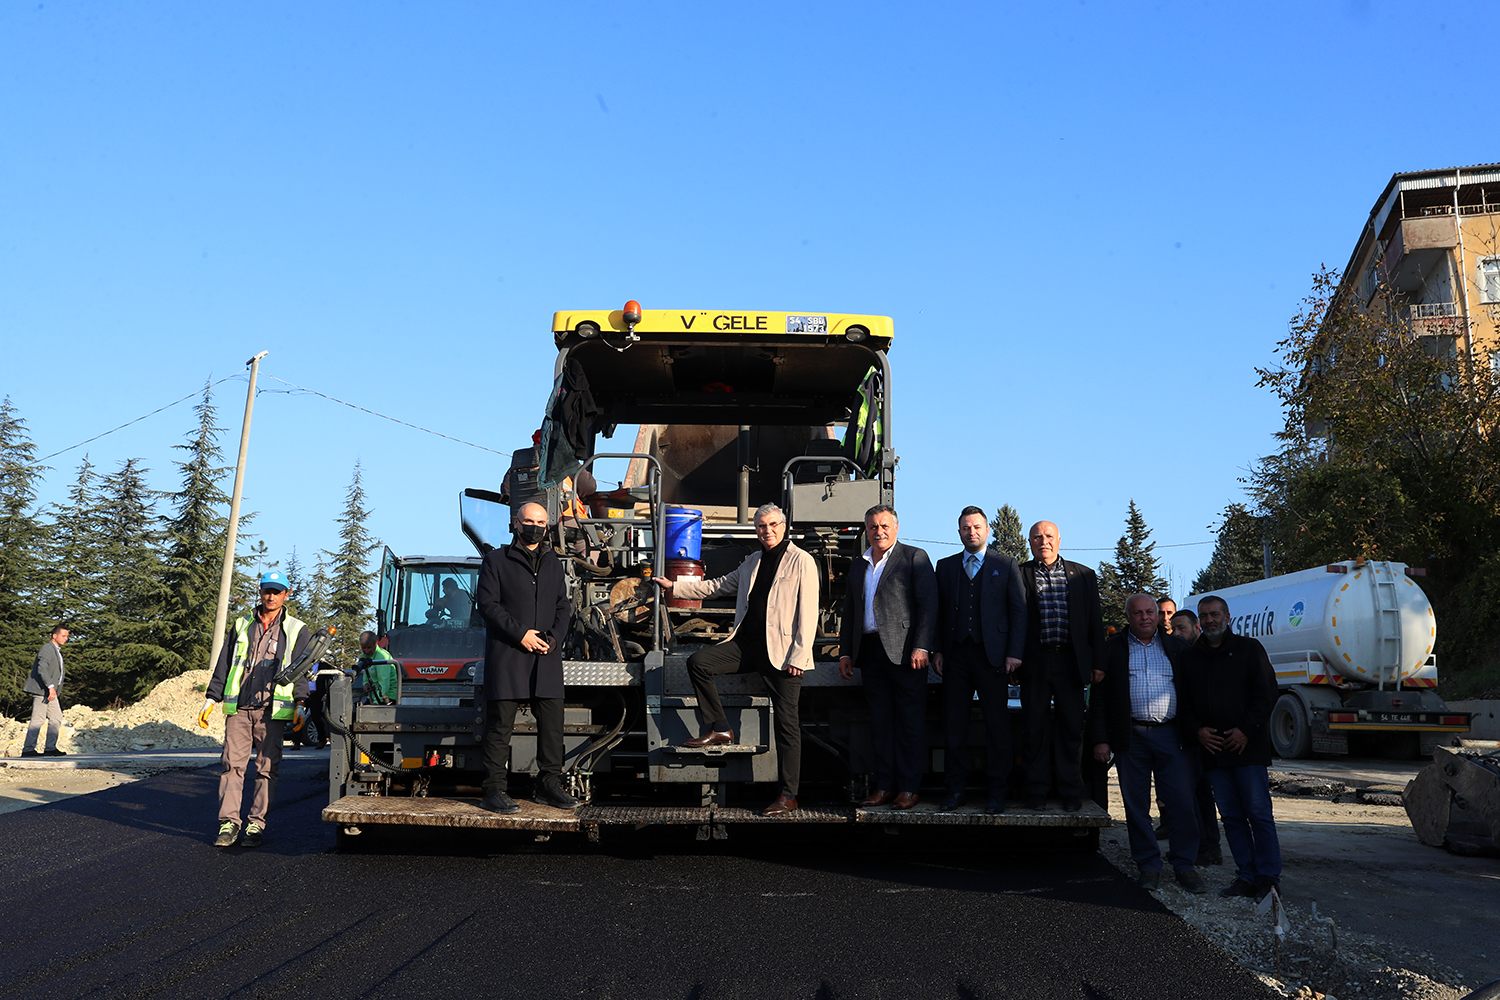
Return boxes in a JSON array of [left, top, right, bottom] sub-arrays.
[[965, 553, 979, 579]]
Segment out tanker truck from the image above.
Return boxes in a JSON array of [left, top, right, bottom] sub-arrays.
[[1188, 560, 1470, 759]]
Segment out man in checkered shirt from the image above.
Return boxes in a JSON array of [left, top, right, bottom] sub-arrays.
[[1089, 593, 1204, 894], [1017, 521, 1106, 812]]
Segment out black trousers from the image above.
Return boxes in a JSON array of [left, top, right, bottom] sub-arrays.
[[482, 697, 563, 793], [942, 639, 1013, 800], [1019, 647, 1086, 800], [1154, 749, 1222, 849], [858, 637, 927, 795], [688, 639, 803, 796]]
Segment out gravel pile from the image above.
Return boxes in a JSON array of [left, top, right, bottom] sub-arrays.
[[1098, 826, 1477, 1000], [2, 670, 223, 756]]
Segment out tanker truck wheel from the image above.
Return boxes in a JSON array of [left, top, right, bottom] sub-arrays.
[[1271, 694, 1312, 759]]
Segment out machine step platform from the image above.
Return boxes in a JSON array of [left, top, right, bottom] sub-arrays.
[[324, 795, 1110, 833]]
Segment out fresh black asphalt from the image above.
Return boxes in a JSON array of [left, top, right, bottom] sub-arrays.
[[0, 758, 1275, 1000]]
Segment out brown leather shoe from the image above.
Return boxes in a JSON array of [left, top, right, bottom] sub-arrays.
[[683, 729, 734, 748], [762, 794, 798, 817], [891, 792, 919, 810], [859, 789, 893, 807]]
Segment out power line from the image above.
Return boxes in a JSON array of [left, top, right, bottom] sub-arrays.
[[907, 537, 1214, 552], [262, 374, 513, 458], [34, 375, 241, 465]]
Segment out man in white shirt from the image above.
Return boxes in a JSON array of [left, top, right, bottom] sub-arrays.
[[1090, 593, 1204, 893], [838, 505, 938, 810]]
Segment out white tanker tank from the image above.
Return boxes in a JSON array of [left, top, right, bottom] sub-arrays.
[[1188, 560, 1470, 759]]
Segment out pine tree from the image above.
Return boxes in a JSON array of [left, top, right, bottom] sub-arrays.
[[0, 397, 49, 711], [1192, 503, 1266, 595], [284, 546, 331, 630], [1097, 500, 1169, 631], [322, 464, 380, 667], [249, 539, 277, 579], [36, 456, 107, 702], [988, 504, 1028, 562], [90, 458, 173, 705], [41, 456, 103, 629], [159, 384, 235, 678], [284, 547, 309, 619]]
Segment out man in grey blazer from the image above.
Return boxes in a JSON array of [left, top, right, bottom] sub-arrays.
[[21, 625, 70, 757], [838, 505, 938, 809]]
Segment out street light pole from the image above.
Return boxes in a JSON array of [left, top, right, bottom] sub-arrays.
[[206, 351, 268, 673]]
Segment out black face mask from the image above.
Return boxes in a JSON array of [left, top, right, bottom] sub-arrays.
[[516, 523, 547, 545]]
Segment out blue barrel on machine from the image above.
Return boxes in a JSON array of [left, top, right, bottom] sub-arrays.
[[664, 506, 704, 560]]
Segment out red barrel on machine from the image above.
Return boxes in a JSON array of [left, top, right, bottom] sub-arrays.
[[664, 559, 706, 609]]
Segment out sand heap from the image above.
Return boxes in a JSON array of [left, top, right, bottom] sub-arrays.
[[2, 670, 225, 757]]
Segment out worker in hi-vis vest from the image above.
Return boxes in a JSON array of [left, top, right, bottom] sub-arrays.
[[201, 571, 312, 849]]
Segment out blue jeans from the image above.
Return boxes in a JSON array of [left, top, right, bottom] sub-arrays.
[[1206, 765, 1282, 884], [1118, 724, 1199, 874]]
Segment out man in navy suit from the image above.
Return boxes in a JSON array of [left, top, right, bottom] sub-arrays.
[[838, 505, 938, 809], [934, 507, 1027, 813]]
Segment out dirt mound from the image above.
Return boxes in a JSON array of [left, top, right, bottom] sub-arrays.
[[2, 670, 224, 756]]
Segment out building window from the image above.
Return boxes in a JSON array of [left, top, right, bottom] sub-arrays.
[[1480, 257, 1500, 303]]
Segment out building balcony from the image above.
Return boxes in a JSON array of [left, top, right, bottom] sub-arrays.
[[1380, 216, 1457, 293], [1408, 301, 1460, 319]]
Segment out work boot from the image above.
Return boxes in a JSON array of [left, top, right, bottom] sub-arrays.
[[1219, 877, 1258, 899], [480, 790, 520, 815], [240, 823, 264, 848], [535, 778, 580, 810], [214, 821, 240, 848], [1254, 877, 1282, 903], [1175, 869, 1207, 895]]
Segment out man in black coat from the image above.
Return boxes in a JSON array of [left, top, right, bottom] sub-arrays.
[[1180, 595, 1283, 901], [1018, 520, 1106, 812], [1090, 594, 1204, 893], [838, 504, 938, 809], [476, 501, 575, 814], [934, 506, 1026, 813]]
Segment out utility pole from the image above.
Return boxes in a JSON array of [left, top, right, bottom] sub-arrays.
[[206, 351, 268, 672]]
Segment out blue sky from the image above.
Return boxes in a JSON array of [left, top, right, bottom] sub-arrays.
[[2, 1, 1491, 601]]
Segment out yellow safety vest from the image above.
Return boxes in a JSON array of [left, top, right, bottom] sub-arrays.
[[221, 612, 307, 720]]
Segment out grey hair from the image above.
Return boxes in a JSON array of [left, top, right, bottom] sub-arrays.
[[864, 503, 898, 523], [753, 503, 786, 524], [1125, 593, 1157, 613]]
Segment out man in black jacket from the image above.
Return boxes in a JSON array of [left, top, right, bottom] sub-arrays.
[[838, 505, 939, 809], [1180, 595, 1282, 900], [1091, 594, 1204, 893], [1018, 521, 1106, 812], [934, 506, 1026, 813], [476, 502, 576, 814]]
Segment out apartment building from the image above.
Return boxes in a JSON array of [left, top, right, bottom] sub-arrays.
[[1336, 164, 1500, 375]]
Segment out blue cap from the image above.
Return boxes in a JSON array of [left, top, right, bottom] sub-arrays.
[[260, 571, 289, 592]]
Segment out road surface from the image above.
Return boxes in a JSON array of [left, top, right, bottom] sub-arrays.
[[0, 757, 1273, 1000]]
